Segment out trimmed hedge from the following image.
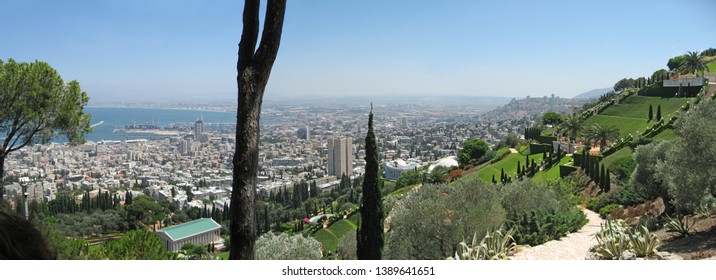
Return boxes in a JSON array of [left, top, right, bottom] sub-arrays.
[[529, 143, 553, 154], [536, 135, 557, 145], [559, 164, 578, 178]]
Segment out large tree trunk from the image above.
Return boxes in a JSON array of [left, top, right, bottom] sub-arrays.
[[0, 153, 5, 204], [229, 0, 286, 260]]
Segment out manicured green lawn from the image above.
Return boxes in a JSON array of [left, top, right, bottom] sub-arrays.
[[601, 147, 633, 170], [708, 60, 716, 73], [652, 128, 678, 141], [532, 156, 573, 183], [312, 213, 360, 253], [600, 96, 693, 120], [472, 153, 545, 183], [584, 96, 694, 137], [582, 115, 652, 137]]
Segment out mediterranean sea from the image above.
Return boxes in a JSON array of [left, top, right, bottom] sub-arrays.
[[70, 107, 279, 142]]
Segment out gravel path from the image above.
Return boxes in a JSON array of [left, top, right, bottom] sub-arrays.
[[511, 208, 603, 260]]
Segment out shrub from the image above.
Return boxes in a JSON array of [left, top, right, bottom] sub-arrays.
[[255, 233, 323, 260], [594, 219, 631, 260], [385, 178, 506, 260], [599, 204, 621, 219], [631, 141, 671, 202], [450, 227, 517, 260], [592, 218, 660, 260], [611, 156, 636, 182], [664, 215, 695, 237], [616, 185, 646, 207], [336, 230, 357, 260], [507, 208, 586, 246], [490, 147, 511, 163], [628, 225, 660, 258], [658, 102, 716, 213]]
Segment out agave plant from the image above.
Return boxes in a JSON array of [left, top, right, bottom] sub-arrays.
[[451, 227, 517, 260], [593, 219, 630, 260], [628, 225, 660, 258], [664, 215, 696, 237]]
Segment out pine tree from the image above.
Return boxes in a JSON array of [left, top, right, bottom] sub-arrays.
[[656, 105, 662, 121], [648, 104, 653, 121], [358, 104, 383, 260]]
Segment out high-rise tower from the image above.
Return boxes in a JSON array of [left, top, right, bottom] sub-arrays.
[[327, 137, 353, 177]]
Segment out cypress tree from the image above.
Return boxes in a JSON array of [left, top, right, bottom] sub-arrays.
[[531, 159, 536, 176], [500, 168, 505, 183], [605, 168, 611, 192], [358, 104, 383, 260], [599, 164, 606, 190], [648, 105, 653, 121], [656, 105, 662, 121], [517, 161, 521, 176], [492, 174, 496, 184]]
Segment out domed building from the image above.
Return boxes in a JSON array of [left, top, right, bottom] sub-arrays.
[[383, 159, 421, 180], [428, 156, 459, 172]]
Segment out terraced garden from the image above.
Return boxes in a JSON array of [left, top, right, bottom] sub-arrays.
[[472, 152, 545, 183], [312, 213, 360, 253], [582, 95, 694, 137]]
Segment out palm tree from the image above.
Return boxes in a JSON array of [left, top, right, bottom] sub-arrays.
[[560, 114, 583, 144], [678, 51, 707, 76], [586, 124, 620, 153]]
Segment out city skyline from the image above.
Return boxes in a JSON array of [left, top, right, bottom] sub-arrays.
[[2, 0, 715, 103]]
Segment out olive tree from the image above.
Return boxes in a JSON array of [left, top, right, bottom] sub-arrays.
[[658, 102, 716, 213]]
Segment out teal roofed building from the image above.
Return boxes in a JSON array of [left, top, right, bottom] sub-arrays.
[[156, 218, 223, 251]]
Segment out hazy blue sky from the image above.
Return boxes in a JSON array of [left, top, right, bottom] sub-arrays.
[[3, 0, 715, 103]]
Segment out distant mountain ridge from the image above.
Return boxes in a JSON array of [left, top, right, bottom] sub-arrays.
[[572, 87, 613, 100]]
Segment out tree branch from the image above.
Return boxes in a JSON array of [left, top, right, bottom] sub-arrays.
[[254, 0, 287, 76], [237, 0, 260, 72]]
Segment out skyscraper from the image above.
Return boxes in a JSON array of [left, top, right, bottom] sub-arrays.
[[194, 117, 204, 141], [327, 137, 353, 177]]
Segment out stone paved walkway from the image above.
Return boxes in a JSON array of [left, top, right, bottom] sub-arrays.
[[511, 208, 603, 260]]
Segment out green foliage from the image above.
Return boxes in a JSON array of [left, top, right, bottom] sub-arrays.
[[658, 102, 716, 213], [585, 123, 620, 152], [664, 215, 695, 237], [614, 78, 637, 92], [507, 208, 586, 246], [630, 141, 670, 201], [0, 59, 92, 202], [542, 111, 563, 125], [42, 225, 89, 260], [458, 138, 490, 167], [394, 169, 422, 189], [629, 225, 660, 258], [181, 243, 211, 260], [255, 232, 323, 260], [667, 55, 685, 71], [594, 220, 660, 260], [593, 219, 631, 260], [450, 227, 517, 260], [336, 230, 357, 260], [100, 230, 178, 260], [358, 107, 383, 260], [599, 204, 621, 219], [490, 147, 511, 163], [385, 178, 506, 260], [610, 155, 636, 182], [678, 51, 707, 75]]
